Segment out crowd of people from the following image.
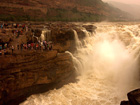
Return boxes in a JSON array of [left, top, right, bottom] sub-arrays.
[[0, 22, 53, 56], [0, 41, 53, 55], [17, 41, 53, 51], [1, 23, 28, 29], [0, 43, 8, 55], [1, 23, 29, 38]]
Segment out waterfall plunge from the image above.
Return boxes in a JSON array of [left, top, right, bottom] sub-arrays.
[[21, 23, 140, 105], [40, 29, 51, 42]]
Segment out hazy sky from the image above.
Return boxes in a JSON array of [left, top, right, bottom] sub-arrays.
[[102, 0, 140, 5]]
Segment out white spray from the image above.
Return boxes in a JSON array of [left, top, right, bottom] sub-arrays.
[[40, 29, 51, 42]]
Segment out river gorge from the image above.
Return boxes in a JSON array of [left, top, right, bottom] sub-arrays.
[[1, 22, 140, 105], [21, 22, 140, 105]]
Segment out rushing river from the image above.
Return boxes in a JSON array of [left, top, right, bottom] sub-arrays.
[[21, 22, 140, 105]]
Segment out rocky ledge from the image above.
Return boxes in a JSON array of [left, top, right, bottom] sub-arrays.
[[0, 22, 96, 105], [121, 89, 140, 105], [0, 51, 76, 105]]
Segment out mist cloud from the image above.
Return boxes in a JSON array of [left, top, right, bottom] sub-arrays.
[[103, 0, 140, 5]]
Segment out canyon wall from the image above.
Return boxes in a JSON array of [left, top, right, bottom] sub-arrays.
[[0, 22, 96, 105]]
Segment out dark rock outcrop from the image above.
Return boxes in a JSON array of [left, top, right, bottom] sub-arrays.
[[51, 28, 76, 52], [34, 29, 42, 37], [0, 22, 97, 105], [120, 101, 130, 105], [0, 51, 76, 105], [120, 89, 140, 105], [82, 25, 97, 33], [0, 0, 129, 21], [50, 24, 96, 52], [128, 89, 140, 105]]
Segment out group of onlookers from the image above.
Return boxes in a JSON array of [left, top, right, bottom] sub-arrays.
[[0, 23, 29, 38], [0, 23, 54, 56], [0, 23, 28, 29], [17, 41, 53, 51], [0, 43, 8, 55], [0, 41, 53, 56], [17, 41, 52, 50]]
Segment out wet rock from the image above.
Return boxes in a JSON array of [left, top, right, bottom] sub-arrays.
[[0, 51, 76, 105], [120, 89, 140, 105], [26, 31, 38, 43], [51, 28, 75, 44], [82, 25, 97, 33], [50, 24, 95, 52], [120, 101, 130, 105], [51, 28, 76, 52], [0, 33, 12, 44], [75, 28, 86, 39], [34, 29, 42, 37], [127, 89, 140, 105], [0, 22, 97, 105], [26, 31, 33, 43]]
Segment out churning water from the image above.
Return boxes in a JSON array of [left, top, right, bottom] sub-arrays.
[[21, 22, 140, 105]]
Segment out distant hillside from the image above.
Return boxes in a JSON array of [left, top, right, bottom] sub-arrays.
[[0, 0, 129, 21], [106, 1, 140, 20]]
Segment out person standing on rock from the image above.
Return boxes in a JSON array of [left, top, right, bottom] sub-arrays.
[[28, 43, 31, 50], [26, 26, 28, 32], [50, 43, 53, 50], [22, 24, 25, 30], [20, 43, 23, 51], [4, 43, 7, 49], [47, 43, 49, 50], [0, 45, 2, 55], [17, 44, 19, 50], [12, 45, 14, 54], [43, 45, 45, 51], [17, 31, 20, 38], [36, 43, 39, 50], [0, 50, 2, 55], [0, 44, 2, 49], [1, 24, 3, 29], [31, 43, 34, 50]]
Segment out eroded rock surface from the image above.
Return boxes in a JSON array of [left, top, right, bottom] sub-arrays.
[[0, 22, 97, 105], [121, 89, 140, 105], [0, 51, 76, 105]]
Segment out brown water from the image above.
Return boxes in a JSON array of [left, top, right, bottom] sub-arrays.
[[21, 22, 140, 105]]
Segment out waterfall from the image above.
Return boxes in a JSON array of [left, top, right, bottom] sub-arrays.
[[40, 29, 51, 42], [73, 30, 82, 49], [20, 22, 140, 105]]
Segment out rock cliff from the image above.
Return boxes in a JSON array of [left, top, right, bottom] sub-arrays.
[[0, 0, 128, 21], [0, 50, 77, 105], [0, 22, 96, 105], [121, 89, 140, 105]]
